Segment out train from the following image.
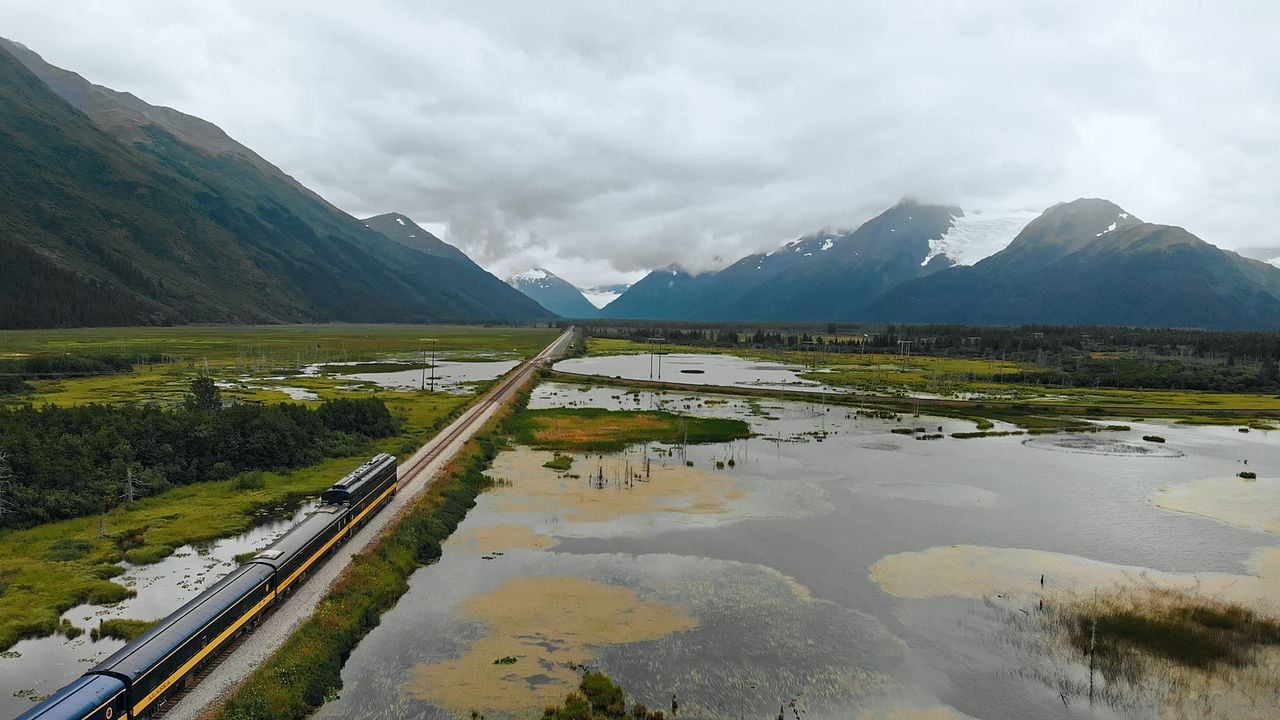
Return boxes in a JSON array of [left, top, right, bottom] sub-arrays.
[[17, 453, 399, 720]]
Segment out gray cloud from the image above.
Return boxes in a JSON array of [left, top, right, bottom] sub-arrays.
[[6, 0, 1280, 286]]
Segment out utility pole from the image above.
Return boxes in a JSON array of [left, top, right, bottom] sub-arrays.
[[121, 466, 137, 504], [420, 338, 438, 391]]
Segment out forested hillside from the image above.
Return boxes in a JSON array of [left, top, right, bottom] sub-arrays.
[[0, 40, 551, 328]]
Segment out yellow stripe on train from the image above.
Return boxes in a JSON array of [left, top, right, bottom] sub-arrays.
[[133, 481, 395, 715], [132, 592, 274, 716], [278, 481, 397, 592]]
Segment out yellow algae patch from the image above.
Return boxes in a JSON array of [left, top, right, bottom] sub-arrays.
[[1154, 476, 1280, 534], [870, 545, 1280, 612], [488, 447, 744, 524], [448, 523, 559, 553], [406, 575, 696, 712], [855, 706, 975, 720]]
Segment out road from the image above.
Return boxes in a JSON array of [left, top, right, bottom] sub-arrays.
[[168, 327, 574, 720]]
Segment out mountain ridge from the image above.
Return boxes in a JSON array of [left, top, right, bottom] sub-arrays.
[[505, 267, 596, 318], [600, 198, 1280, 329], [0, 38, 551, 328], [868, 198, 1280, 329]]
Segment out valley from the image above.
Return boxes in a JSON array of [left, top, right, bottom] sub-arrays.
[[4, 6, 1280, 719]]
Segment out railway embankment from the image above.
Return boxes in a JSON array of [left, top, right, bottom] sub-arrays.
[[180, 331, 571, 720]]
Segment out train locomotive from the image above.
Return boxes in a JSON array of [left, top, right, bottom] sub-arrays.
[[17, 453, 399, 720]]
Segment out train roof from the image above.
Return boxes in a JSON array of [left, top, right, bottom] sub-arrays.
[[90, 563, 273, 681], [248, 506, 345, 569], [326, 453, 395, 491], [16, 675, 124, 720]]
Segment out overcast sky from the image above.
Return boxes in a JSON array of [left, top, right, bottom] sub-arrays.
[[6, 1, 1280, 285]]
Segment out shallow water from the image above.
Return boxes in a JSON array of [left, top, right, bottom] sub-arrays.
[[323, 358, 518, 394], [313, 381, 1280, 719], [0, 501, 316, 715], [554, 353, 845, 394]]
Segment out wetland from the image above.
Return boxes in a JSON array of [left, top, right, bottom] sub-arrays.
[[313, 368, 1280, 720]]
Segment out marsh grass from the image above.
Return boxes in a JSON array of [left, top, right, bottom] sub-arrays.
[[2, 325, 556, 408], [92, 618, 158, 642], [1001, 586, 1280, 716], [1070, 597, 1280, 670], [505, 407, 750, 452], [543, 454, 574, 471], [580, 337, 1280, 420]]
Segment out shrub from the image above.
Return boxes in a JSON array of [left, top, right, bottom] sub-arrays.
[[232, 471, 267, 491], [543, 454, 573, 471]]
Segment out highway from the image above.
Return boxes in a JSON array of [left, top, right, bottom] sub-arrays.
[[166, 327, 574, 720]]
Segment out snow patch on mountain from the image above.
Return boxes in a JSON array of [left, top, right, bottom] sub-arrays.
[[510, 268, 549, 282], [922, 209, 1040, 267]]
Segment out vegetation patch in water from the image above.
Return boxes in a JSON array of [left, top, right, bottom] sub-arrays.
[[950, 430, 1025, 439], [92, 618, 159, 642], [541, 672, 668, 719], [506, 407, 749, 452], [543, 453, 573, 471], [1067, 592, 1280, 670]]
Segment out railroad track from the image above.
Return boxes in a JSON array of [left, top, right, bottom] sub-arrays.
[[162, 327, 574, 720], [397, 327, 573, 483]]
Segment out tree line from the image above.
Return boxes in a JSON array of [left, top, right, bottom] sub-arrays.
[[0, 378, 397, 529]]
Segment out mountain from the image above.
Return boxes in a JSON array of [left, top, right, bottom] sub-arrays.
[[362, 212, 473, 265], [0, 38, 551, 327], [601, 201, 977, 320], [868, 198, 1280, 329], [599, 198, 1280, 329], [581, 283, 631, 309], [505, 268, 596, 318]]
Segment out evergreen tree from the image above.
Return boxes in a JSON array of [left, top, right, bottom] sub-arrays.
[[185, 375, 223, 412]]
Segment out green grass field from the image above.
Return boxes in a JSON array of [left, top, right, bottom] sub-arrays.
[[2, 324, 558, 407]]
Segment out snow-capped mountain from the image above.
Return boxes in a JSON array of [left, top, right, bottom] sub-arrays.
[[581, 284, 630, 309], [920, 209, 1040, 267], [602, 201, 962, 319], [505, 267, 599, 318], [868, 198, 1280, 328]]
